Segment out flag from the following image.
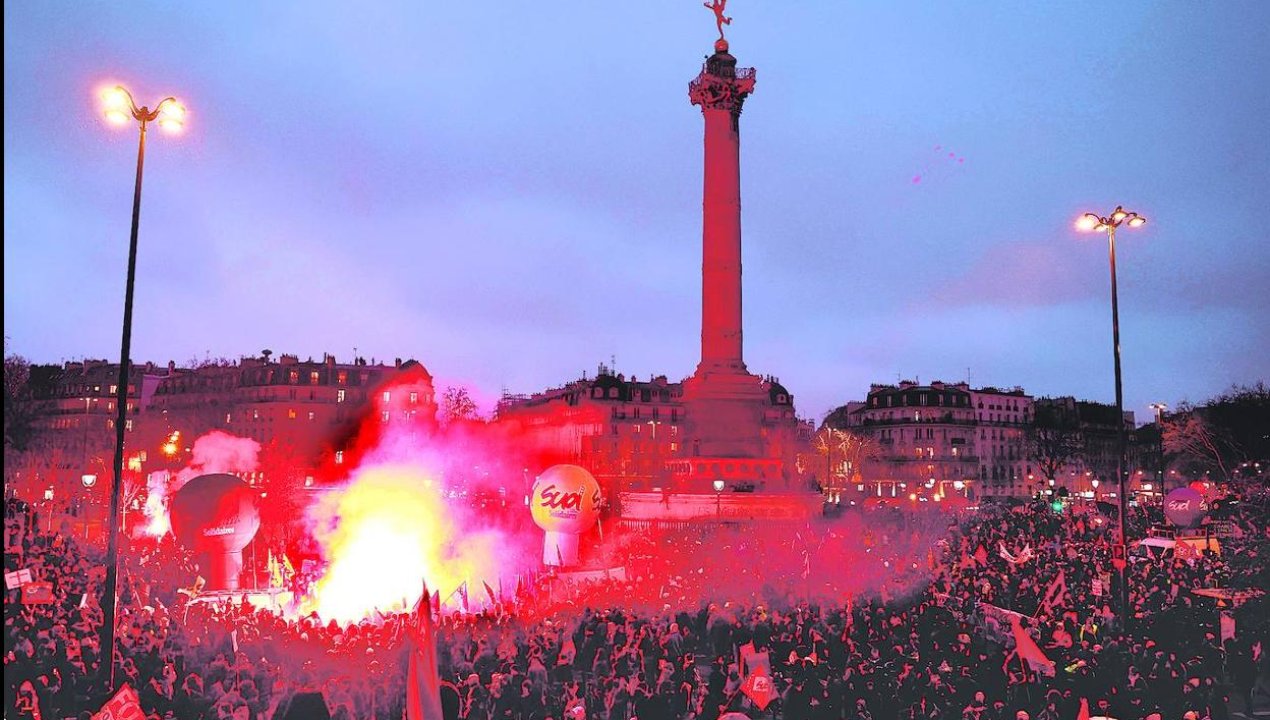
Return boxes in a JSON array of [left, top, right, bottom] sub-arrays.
[[498, 577, 506, 603], [556, 542, 565, 567], [93, 683, 145, 720], [1220, 612, 1235, 643], [1174, 540, 1198, 562], [459, 582, 469, 613], [739, 667, 777, 710], [1038, 570, 1067, 616], [516, 574, 525, 600], [405, 579, 443, 720], [483, 580, 497, 606], [21, 582, 55, 605], [1075, 697, 1090, 720], [431, 589, 440, 615], [974, 544, 989, 565], [1010, 617, 1056, 676], [231, 629, 239, 654]]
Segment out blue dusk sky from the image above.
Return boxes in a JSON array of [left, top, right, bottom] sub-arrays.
[[4, 2, 1268, 422]]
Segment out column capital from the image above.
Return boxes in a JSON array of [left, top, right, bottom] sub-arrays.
[[689, 59, 755, 114]]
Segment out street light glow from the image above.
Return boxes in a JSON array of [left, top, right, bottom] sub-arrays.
[[1127, 216, 1146, 227], [1075, 214, 1100, 232], [157, 100, 186, 133]]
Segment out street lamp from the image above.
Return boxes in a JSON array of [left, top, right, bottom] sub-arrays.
[[98, 84, 185, 695], [712, 479, 725, 521], [1076, 203, 1147, 629], [1150, 402, 1168, 490]]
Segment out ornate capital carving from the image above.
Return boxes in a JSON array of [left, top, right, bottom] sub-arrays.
[[689, 70, 755, 114]]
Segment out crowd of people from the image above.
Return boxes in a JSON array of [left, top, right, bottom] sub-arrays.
[[4, 482, 1268, 719]]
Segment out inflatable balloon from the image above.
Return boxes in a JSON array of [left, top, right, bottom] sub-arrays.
[[169, 473, 261, 591], [1163, 487, 1206, 528], [530, 465, 601, 567]]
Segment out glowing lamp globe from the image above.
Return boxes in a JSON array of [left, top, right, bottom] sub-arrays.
[[530, 464, 601, 567], [169, 473, 261, 590], [1163, 487, 1206, 528]]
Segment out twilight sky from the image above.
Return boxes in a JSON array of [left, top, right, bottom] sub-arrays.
[[4, 2, 1268, 423]]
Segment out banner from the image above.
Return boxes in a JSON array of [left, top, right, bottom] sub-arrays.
[[979, 602, 1026, 647], [93, 683, 146, 720], [21, 582, 55, 605], [5, 568, 34, 591]]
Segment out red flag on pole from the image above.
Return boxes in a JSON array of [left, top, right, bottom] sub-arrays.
[[1010, 617, 1056, 676], [459, 582, 470, 613], [1220, 612, 1235, 643], [1075, 697, 1090, 720], [482, 580, 497, 606], [740, 667, 777, 710], [405, 579, 443, 720], [93, 683, 146, 720]]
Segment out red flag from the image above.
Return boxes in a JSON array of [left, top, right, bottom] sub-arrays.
[[516, 575, 525, 599], [93, 683, 146, 720], [1220, 612, 1235, 643], [974, 544, 988, 565], [1010, 617, 1055, 676], [459, 582, 470, 613], [21, 582, 55, 605], [483, 580, 497, 606], [740, 667, 777, 710], [1075, 697, 1090, 720], [1038, 570, 1067, 615], [405, 579, 443, 720]]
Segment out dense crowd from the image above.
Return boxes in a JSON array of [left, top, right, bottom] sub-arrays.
[[4, 483, 1268, 720]]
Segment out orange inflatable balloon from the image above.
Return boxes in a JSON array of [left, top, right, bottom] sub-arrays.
[[530, 464, 601, 534]]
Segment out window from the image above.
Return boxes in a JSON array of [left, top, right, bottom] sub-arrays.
[[125, 419, 133, 431], [382, 411, 391, 422], [338, 371, 348, 384], [410, 392, 418, 404], [225, 413, 232, 424], [288, 409, 297, 419], [253, 409, 260, 420], [335, 451, 344, 465], [382, 391, 391, 403], [109, 385, 117, 395], [310, 371, 320, 385], [337, 389, 346, 403], [308, 411, 316, 421], [289, 370, 299, 384]]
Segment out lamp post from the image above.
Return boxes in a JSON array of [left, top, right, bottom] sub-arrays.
[[1150, 402, 1168, 490], [713, 479, 725, 522], [98, 84, 185, 695], [1076, 204, 1147, 629]]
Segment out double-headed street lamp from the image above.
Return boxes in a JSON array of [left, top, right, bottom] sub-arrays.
[[98, 84, 185, 694], [1076, 204, 1146, 628]]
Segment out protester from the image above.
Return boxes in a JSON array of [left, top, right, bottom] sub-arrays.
[[4, 481, 1267, 719]]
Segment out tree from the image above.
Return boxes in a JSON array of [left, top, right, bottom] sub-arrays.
[[1163, 410, 1238, 480], [439, 386, 482, 426], [1028, 405, 1084, 486], [805, 426, 878, 488], [1162, 384, 1268, 482], [3, 340, 35, 452]]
